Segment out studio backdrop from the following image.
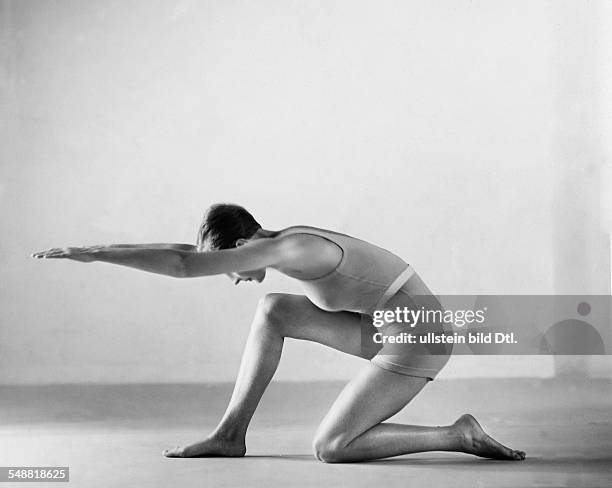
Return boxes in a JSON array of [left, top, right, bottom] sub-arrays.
[[1, 0, 610, 384]]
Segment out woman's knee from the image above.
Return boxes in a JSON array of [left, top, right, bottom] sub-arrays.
[[253, 293, 293, 334], [312, 433, 349, 464]]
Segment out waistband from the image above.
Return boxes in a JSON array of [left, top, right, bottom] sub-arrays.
[[372, 265, 415, 312]]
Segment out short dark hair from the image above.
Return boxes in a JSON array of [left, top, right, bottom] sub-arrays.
[[197, 203, 262, 251]]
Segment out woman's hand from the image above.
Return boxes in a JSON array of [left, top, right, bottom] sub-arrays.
[[31, 246, 105, 262]]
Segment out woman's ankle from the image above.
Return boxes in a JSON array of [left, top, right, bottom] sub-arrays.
[[211, 425, 246, 444]]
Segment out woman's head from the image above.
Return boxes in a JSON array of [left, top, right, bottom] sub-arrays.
[[197, 203, 265, 284], [197, 203, 262, 252]]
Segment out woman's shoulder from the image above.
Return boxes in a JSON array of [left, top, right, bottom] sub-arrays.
[[270, 227, 345, 278]]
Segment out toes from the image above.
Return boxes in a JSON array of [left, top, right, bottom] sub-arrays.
[[163, 446, 184, 458], [513, 450, 526, 460]]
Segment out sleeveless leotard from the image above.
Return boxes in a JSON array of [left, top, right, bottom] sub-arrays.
[[279, 226, 414, 315]]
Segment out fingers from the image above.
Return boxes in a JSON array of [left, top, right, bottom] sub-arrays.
[[31, 248, 70, 259], [32, 248, 52, 258], [31, 246, 100, 261]]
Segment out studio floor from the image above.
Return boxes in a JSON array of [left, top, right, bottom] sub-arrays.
[[1, 378, 611, 487]]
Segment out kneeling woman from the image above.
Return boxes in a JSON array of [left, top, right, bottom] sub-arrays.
[[33, 203, 525, 463]]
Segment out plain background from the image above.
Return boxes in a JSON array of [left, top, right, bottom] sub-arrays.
[[1, 0, 610, 384]]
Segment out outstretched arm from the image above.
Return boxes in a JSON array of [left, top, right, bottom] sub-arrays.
[[105, 243, 197, 251], [32, 238, 290, 278]]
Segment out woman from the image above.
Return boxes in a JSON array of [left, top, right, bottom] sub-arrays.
[[33, 203, 525, 462]]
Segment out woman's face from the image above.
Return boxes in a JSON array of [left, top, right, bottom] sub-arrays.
[[224, 236, 267, 285], [227, 269, 266, 285]]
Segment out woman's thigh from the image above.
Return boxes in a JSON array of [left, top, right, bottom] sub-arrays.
[[271, 293, 381, 360], [314, 363, 428, 446]]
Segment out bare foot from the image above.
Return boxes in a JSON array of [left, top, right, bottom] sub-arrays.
[[454, 414, 526, 461], [163, 435, 246, 458]]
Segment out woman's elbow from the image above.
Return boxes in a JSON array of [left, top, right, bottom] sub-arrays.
[[168, 255, 190, 278], [174, 256, 204, 278], [176, 253, 215, 278]]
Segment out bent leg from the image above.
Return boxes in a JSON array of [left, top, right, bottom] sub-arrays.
[[164, 293, 377, 457], [313, 363, 526, 463]]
